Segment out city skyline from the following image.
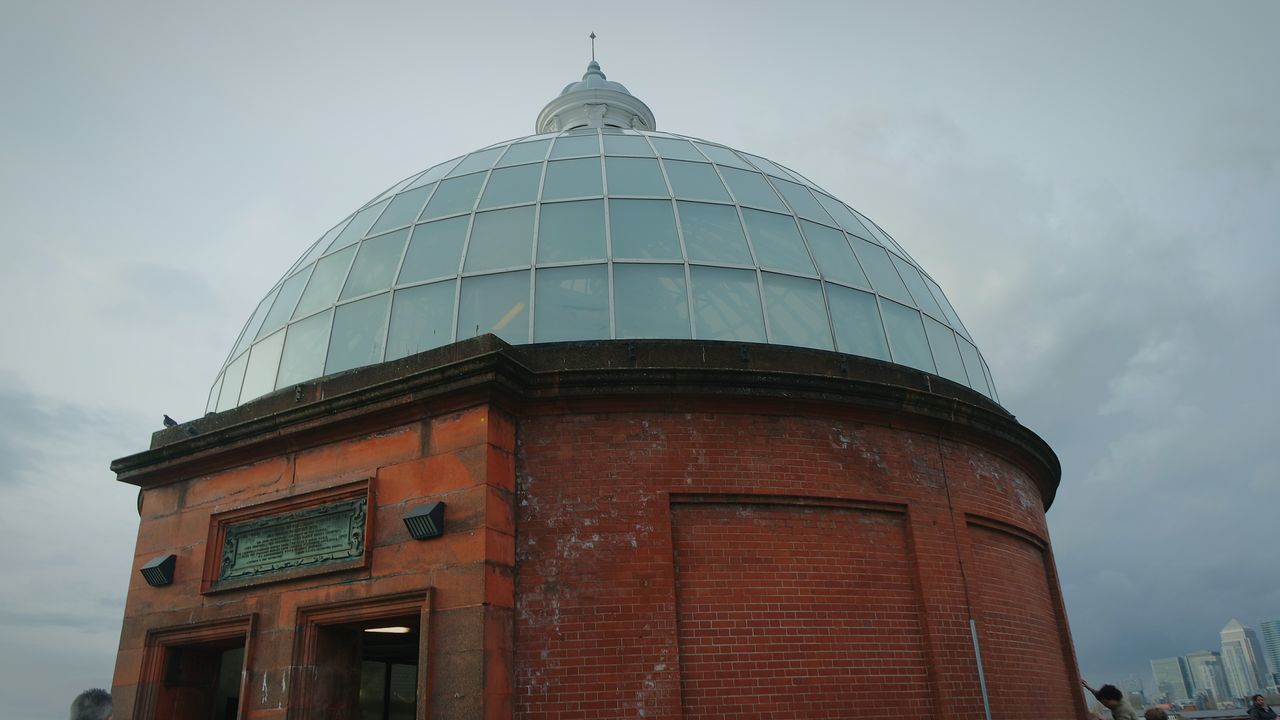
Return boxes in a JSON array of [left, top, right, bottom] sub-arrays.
[[1139, 616, 1278, 706]]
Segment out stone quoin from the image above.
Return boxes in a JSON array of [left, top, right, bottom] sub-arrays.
[[109, 56, 1085, 720]]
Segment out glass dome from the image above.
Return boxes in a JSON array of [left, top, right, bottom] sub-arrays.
[[207, 127, 998, 413]]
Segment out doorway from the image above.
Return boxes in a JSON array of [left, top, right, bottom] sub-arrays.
[[157, 639, 246, 720]]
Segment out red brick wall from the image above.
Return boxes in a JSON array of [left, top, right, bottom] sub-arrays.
[[672, 501, 928, 719], [967, 522, 1078, 719], [514, 408, 1083, 720]]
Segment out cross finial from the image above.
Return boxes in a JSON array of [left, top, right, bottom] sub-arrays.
[[589, 32, 597, 62]]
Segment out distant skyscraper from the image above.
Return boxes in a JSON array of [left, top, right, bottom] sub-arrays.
[[1152, 656, 1194, 702], [1260, 620, 1280, 689], [1221, 619, 1268, 698], [1185, 650, 1231, 707]]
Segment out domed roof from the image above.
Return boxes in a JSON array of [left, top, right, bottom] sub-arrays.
[[560, 60, 631, 95], [207, 70, 998, 414]]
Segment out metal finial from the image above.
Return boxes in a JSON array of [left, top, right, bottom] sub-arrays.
[[590, 32, 596, 62]]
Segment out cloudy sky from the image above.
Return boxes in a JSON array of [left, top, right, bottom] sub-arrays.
[[2, 1, 1277, 716]]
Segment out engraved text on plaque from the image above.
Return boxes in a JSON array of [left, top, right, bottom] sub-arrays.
[[217, 497, 367, 585]]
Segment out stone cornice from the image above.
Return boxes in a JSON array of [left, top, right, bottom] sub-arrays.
[[112, 336, 1061, 507]]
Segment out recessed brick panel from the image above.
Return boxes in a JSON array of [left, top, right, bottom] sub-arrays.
[[968, 523, 1076, 719], [671, 501, 929, 720]]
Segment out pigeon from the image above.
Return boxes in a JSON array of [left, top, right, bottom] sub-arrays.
[[163, 414, 179, 428]]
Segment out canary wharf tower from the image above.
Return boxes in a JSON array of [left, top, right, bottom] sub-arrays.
[[110, 57, 1084, 720]]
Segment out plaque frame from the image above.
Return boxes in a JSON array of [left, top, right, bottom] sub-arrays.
[[202, 480, 373, 594]]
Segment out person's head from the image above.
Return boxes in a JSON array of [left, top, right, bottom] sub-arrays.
[[70, 689, 111, 720], [1095, 684, 1124, 709], [1254, 694, 1267, 706], [1144, 708, 1168, 720]]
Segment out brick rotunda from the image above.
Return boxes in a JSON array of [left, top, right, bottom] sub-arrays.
[[109, 59, 1086, 720]]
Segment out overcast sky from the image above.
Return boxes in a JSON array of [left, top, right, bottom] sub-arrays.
[[2, 2, 1277, 717]]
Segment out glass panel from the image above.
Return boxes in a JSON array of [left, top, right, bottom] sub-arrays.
[[771, 179, 833, 224], [956, 337, 991, 397], [718, 167, 787, 212], [923, 316, 968, 385], [406, 156, 462, 190], [605, 157, 668, 197], [761, 274, 832, 350], [388, 663, 416, 720], [259, 267, 314, 339], [398, 216, 468, 284], [678, 201, 752, 265], [609, 199, 681, 259], [359, 661, 386, 720], [603, 134, 655, 157], [340, 228, 410, 300], [327, 199, 389, 253], [857, 210, 914, 260], [233, 287, 280, 358], [239, 328, 285, 403], [533, 264, 609, 342], [614, 264, 691, 339], [298, 217, 351, 270], [457, 270, 530, 344], [447, 146, 504, 177], [549, 133, 600, 159], [325, 292, 391, 374], [923, 275, 972, 340], [801, 221, 870, 290], [421, 172, 486, 219], [693, 143, 751, 169], [982, 359, 999, 403], [881, 300, 936, 373], [497, 138, 551, 167], [386, 280, 456, 361], [276, 309, 333, 389], [740, 153, 792, 179], [826, 284, 890, 361], [478, 163, 542, 208], [890, 256, 946, 320], [650, 137, 705, 161], [537, 200, 604, 263], [814, 194, 873, 237], [741, 208, 814, 274], [293, 245, 357, 319], [464, 205, 535, 272], [206, 372, 224, 414], [690, 266, 765, 342], [541, 158, 602, 200], [662, 160, 731, 202], [216, 352, 249, 412], [368, 184, 433, 235], [850, 236, 914, 305]]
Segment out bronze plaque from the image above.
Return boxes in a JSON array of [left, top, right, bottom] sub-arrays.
[[217, 497, 367, 584]]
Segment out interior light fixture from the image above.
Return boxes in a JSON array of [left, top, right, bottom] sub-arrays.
[[364, 626, 412, 634]]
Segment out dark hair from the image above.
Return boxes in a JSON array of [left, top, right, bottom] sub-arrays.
[[70, 688, 112, 720], [1096, 684, 1123, 702], [1255, 694, 1267, 702]]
